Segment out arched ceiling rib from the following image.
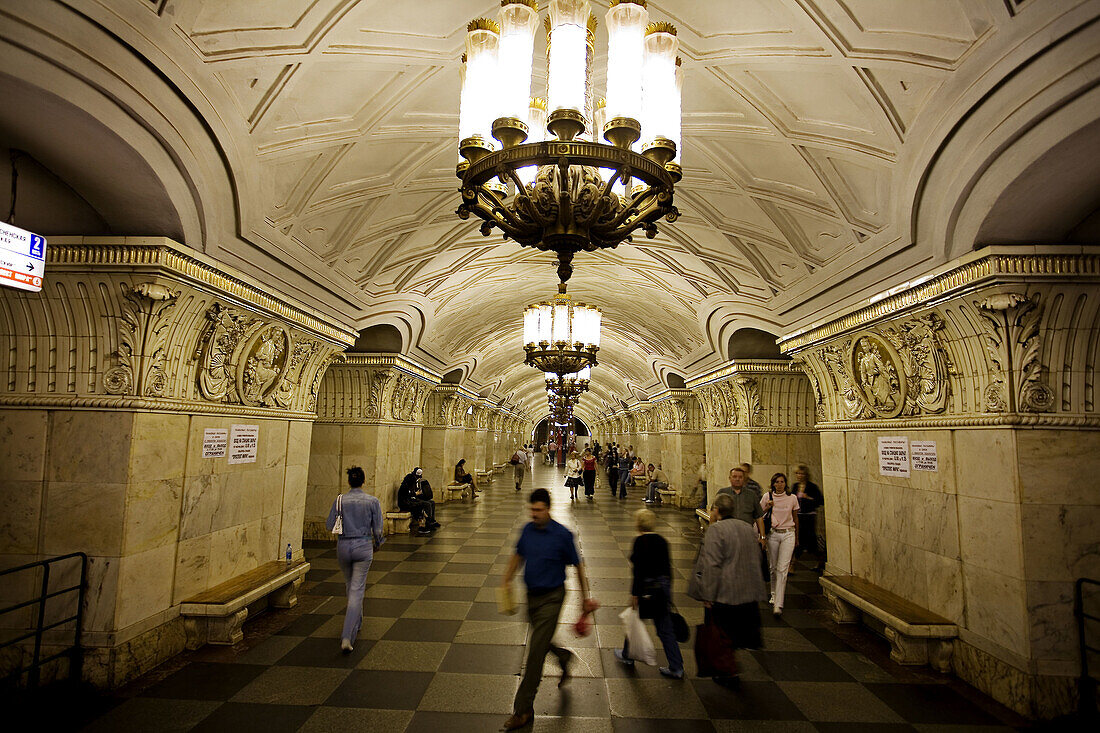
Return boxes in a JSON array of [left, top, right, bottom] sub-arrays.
[[5, 0, 1097, 412]]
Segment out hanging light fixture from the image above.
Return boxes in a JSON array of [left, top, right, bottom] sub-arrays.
[[545, 365, 590, 396], [456, 0, 682, 285], [522, 285, 601, 374]]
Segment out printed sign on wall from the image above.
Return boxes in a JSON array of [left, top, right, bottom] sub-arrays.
[[0, 221, 46, 292], [228, 424, 259, 465], [202, 428, 228, 458], [878, 436, 910, 477], [911, 441, 938, 472]]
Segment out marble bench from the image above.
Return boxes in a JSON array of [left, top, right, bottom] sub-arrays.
[[383, 511, 413, 536], [181, 560, 309, 649], [444, 482, 472, 501], [655, 487, 679, 507], [820, 575, 957, 672], [475, 469, 493, 483]]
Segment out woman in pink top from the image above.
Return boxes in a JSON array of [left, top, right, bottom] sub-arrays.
[[761, 473, 800, 617]]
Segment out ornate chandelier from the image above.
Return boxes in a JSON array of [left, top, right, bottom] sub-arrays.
[[456, 0, 682, 284], [545, 365, 590, 397], [523, 285, 601, 374]]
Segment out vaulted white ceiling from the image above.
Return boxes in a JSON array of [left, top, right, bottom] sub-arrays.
[[2, 0, 1097, 419]]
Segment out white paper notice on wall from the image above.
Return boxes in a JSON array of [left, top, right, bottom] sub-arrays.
[[878, 436, 910, 477], [911, 441, 938, 472], [228, 424, 259, 465], [202, 428, 228, 458]]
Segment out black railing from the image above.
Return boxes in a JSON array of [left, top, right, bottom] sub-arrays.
[[0, 552, 87, 688], [1076, 577, 1100, 720]]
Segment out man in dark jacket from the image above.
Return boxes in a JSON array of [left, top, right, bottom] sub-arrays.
[[398, 467, 439, 533]]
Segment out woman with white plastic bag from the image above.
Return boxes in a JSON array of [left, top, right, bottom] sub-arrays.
[[613, 509, 685, 677]]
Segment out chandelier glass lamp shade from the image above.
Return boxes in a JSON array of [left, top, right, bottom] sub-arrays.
[[545, 365, 590, 397], [456, 0, 682, 285], [523, 284, 601, 374]]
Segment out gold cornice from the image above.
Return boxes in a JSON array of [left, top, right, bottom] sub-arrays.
[[0, 395, 318, 420], [46, 239, 358, 347], [816, 415, 1100, 431], [685, 359, 804, 389], [779, 249, 1100, 353], [336, 354, 442, 383]]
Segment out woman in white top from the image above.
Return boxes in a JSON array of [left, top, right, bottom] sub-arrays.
[[564, 450, 583, 501], [761, 473, 800, 617]]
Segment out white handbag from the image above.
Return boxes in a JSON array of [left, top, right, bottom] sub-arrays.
[[331, 494, 344, 535]]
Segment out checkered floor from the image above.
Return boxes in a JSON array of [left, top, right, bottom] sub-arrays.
[[78, 463, 1028, 731]]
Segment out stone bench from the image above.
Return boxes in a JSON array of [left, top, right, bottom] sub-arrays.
[[181, 560, 309, 649], [475, 469, 493, 483], [444, 482, 472, 501], [820, 575, 957, 672], [656, 487, 679, 507], [492, 464, 506, 474], [383, 511, 413, 536]]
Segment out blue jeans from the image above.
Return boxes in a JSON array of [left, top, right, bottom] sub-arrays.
[[337, 537, 374, 643], [622, 577, 683, 673], [646, 481, 668, 502], [618, 470, 630, 497]]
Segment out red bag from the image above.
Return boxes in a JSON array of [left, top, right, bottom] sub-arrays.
[[573, 610, 592, 637], [695, 619, 738, 678]]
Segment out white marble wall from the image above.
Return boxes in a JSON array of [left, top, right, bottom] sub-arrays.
[[819, 425, 1099, 716], [0, 408, 311, 675], [305, 422, 422, 535], [703, 431, 821, 506]]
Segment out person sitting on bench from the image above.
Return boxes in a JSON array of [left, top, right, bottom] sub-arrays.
[[454, 458, 478, 495], [644, 463, 669, 505], [398, 467, 439, 534]]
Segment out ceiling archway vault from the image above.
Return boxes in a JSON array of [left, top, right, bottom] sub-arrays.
[[2, 0, 1097, 414]]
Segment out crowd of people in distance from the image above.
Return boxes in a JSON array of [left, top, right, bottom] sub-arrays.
[[323, 451, 826, 730]]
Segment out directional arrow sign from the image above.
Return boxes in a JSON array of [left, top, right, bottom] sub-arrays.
[[0, 221, 46, 292]]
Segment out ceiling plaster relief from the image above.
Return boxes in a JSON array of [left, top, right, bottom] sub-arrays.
[[3, 1, 1096, 415]]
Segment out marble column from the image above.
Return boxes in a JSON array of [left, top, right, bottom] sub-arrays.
[[305, 355, 438, 536], [649, 391, 706, 499], [689, 361, 821, 507], [0, 238, 353, 688], [782, 246, 1100, 719]]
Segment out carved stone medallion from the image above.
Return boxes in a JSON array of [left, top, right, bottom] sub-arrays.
[[848, 332, 907, 418], [237, 325, 292, 407]]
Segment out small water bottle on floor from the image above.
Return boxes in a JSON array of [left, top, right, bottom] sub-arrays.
[[285, 543, 292, 565]]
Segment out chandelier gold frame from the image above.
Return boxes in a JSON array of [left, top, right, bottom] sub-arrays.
[[458, 135, 680, 283]]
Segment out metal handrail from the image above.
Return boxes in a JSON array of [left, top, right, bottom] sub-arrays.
[[0, 552, 87, 688], [1076, 577, 1100, 720]]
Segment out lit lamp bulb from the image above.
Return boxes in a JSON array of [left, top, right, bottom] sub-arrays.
[[460, 18, 500, 163], [641, 21, 678, 167], [546, 0, 590, 141], [493, 0, 538, 149], [603, 0, 647, 149]]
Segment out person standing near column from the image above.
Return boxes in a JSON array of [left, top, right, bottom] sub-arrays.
[[793, 464, 825, 573], [326, 467, 384, 653], [500, 489, 599, 730], [761, 473, 799, 617]]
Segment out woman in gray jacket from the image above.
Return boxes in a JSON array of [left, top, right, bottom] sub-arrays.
[[687, 493, 767, 685]]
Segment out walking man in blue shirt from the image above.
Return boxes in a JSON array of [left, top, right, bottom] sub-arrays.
[[500, 488, 599, 730]]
